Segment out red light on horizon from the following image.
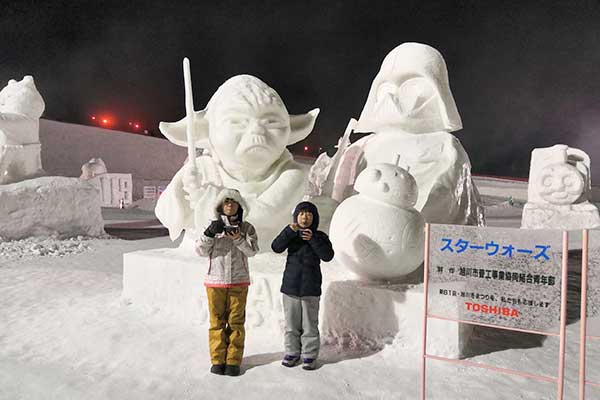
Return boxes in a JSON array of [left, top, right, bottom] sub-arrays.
[[134, 123, 140, 129], [304, 145, 309, 152], [91, 116, 96, 120]]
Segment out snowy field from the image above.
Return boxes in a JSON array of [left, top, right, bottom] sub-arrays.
[[1, 199, 600, 399]]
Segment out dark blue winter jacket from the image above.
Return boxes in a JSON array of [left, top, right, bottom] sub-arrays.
[[271, 201, 334, 297]]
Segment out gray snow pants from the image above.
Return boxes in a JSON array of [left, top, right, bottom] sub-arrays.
[[282, 293, 320, 359]]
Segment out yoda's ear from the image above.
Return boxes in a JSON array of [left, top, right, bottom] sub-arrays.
[[288, 108, 320, 145], [159, 109, 210, 148]]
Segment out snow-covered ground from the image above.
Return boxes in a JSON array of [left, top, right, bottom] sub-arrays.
[[1, 198, 599, 399]]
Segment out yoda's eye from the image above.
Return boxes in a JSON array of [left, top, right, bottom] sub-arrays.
[[224, 117, 248, 127], [261, 118, 286, 129]]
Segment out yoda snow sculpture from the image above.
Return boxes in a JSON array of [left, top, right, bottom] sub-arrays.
[[156, 74, 319, 249], [0, 76, 45, 184], [310, 43, 484, 227]]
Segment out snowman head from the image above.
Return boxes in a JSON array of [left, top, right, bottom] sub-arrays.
[[354, 163, 418, 208]]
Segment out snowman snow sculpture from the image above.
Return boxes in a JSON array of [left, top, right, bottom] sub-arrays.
[[329, 162, 425, 281], [521, 144, 600, 230], [0, 76, 45, 185], [310, 43, 484, 229]]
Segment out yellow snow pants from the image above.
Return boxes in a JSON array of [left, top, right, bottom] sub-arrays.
[[206, 286, 248, 366]]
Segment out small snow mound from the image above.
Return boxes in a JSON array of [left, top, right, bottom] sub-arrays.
[[0, 235, 104, 261]]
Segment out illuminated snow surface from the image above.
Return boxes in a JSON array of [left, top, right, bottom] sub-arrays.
[[1, 198, 599, 400]]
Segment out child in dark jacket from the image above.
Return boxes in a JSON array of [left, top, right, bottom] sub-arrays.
[[271, 201, 334, 370]]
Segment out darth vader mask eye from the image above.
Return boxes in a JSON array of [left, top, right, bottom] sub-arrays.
[[376, 82, 397, 104]]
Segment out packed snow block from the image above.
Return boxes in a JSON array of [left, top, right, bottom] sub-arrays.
[[0, 176, 105, 240], [122, 250, 291, 335], [321, 280, 472, 358], [122, 251, 470, 357]]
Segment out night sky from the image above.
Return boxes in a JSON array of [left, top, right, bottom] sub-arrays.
[[2, 1, 600, 177]]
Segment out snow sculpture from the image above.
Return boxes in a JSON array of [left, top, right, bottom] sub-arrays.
[[0, 76, 45, 185], [329, 162, 425, 280], [305, 119, 356, 233], [80, 157, 107, 180], [521, 144, 600, 229], [0, 177, 105, 240], [308, 43, 484, 228], [156, 73, 319, 249]]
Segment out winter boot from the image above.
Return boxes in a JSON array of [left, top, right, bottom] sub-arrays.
[[210, 364, 225, 375], [302, 358, 317, 370], [281, 354, 300, 367], [224, 364, 241, 376]]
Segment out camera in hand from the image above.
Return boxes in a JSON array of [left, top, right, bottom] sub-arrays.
[[224, 225, 240, 235]]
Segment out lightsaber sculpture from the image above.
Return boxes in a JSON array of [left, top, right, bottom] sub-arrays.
[[183, 57, 198, 173]]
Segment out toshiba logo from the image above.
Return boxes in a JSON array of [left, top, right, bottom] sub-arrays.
[[465, 302, 519, 317]]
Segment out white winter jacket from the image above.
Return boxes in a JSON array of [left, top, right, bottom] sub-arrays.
[[195, 188, 259, 287]]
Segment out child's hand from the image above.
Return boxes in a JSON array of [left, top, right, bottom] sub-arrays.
[[226, 230, 241, 240], [289, 223, 300, 232], [301, 229, 312, 241]]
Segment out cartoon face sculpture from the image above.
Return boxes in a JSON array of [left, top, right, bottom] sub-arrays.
[[207, 84, 292, 171], [354, 163, 418, 208], [537, 163, 584, 205]]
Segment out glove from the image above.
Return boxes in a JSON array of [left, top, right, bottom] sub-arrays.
[[204, 220, 225, 238]]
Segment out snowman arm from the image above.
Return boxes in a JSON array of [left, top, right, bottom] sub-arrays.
[[308, 231, 334, 262], [271, 226, 296, 253]]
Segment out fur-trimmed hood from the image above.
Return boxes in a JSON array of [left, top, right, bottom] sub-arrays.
[[212, 188, 248, 221]]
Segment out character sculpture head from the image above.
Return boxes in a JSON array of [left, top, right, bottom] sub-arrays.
[[527, 144, 591, 206], [354, 42, 462, 134], [0, 76, 45, 119], [159, 75, 319, 175], [537, 164, 584, 205], [354, 163, 419, 208]]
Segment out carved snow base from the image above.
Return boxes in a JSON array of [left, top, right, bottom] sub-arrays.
[[122, 250, 470, 357], [321, 280, 472, 358], [521, 203, 600, 230], [0, 143, 43, 184], [0, 176, 105, 240]]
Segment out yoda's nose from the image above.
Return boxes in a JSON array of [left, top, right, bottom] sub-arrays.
[[247, 120, 266, 135]]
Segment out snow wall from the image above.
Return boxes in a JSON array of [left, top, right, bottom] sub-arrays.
[[39, 119, 188, 200]]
